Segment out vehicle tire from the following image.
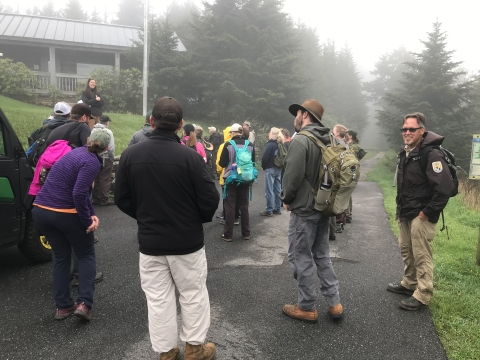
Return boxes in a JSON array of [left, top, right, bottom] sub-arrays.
[[17, 214, 52, 263]]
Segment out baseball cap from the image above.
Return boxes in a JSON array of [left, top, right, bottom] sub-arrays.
[[90, 128, 111, 149], [243, 120, 251, 127], [100, 115, 111, 123], [152, 96, 183, 120], [230, 123, 242, 132], [71, 103, 94, 119], [347, 129, 357, 137], [145, 110, 152, 121], [208, 126, 216, 132], [53, 102, 71, 116]]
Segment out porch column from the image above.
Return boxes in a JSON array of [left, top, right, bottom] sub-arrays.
[[49, 46, 56, 87], [115, 52, 120, 71]]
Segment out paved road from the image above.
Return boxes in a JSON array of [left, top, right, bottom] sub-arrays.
[[0, 154, 447, 360]]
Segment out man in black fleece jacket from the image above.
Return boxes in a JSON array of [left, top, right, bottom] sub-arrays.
[[115, 97, 219, 360]]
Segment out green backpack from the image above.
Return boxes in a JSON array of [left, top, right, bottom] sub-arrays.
[[298, 131, 360, 216], [274, 141, 287, 169]]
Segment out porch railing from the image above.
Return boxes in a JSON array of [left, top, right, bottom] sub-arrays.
[[31, 72, 88, 95]]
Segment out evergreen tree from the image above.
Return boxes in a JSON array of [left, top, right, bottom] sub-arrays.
[[378, 22, 477, 166], [114, 0, 143, 27], [89, 8, 103, 23], [39, 1, 59, 17], [62, 0, 87, 21]]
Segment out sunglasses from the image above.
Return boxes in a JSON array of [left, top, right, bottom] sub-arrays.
[[400, 127, 423, 133]]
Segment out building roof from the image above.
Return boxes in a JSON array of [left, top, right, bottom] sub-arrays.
[[0, 13, 186, 51]]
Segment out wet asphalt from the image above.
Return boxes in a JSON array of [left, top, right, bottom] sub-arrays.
[[0, 153, 447, 360]]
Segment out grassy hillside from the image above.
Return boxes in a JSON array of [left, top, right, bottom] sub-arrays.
[[0, 96, 214, 154], [367, 150, 480, 360]]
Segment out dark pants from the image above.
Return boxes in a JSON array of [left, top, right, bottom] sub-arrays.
[[221, 185, 240, 219], [32, 207, 96, 309], [223, 184, 250, 238], [93, 158, 113, 204]]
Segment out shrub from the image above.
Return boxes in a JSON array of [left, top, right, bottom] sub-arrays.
[[0, 58, 37, 100], [47, 85, 64, 107]]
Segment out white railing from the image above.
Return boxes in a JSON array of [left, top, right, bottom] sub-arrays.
[[30, 71, 51, 91], [31, 72, 88, 94]]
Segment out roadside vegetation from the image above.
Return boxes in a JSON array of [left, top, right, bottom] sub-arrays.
[[367, 150, 480, 360]]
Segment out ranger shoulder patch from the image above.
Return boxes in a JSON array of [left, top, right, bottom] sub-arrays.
[[432, 161, 443, 173]]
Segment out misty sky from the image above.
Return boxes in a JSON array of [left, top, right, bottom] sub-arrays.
[[8, 0, 480, 77]]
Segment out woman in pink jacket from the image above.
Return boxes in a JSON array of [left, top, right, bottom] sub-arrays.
[[181, 123, 207, 162]]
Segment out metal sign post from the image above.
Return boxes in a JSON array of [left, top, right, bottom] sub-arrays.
[[142, 0, 149, 117], [470, 135, 480, 265]]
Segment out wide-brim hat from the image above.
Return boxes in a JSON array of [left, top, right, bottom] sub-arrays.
[[289, 99, 324, 125]]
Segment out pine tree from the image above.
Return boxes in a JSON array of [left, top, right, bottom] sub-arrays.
[[89, 8, 103, 23], [39, 1, 59, 17], [62, 0, 87, 21], [114, 0, 143, 27], [378, 21, 477, 166]]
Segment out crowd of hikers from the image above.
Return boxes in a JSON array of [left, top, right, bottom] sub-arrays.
[[23, 86, 455, 360]]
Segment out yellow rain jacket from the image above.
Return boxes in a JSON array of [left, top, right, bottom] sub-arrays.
[[216, 126, 231, 186]]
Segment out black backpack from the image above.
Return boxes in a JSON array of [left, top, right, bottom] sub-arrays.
[[26, 127, 56, 166], [419, 145, 459, 197]]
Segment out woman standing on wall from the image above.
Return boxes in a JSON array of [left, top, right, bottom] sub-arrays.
[[81, 78, 104, 130]]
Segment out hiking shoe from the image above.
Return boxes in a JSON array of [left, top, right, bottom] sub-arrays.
[[243, 235, 250, 240], [329, 233, 336, 241], [184, 342, 216, 360], [160, 346, 180, 360], [273, 210, 281, 215], [335, 223, 344, 233], [387, 282, 414, 296], [234, 219, 240, 225], [346, 216, 352, 224], [329, 303, 344, 319], [221, 234, 232, 242], [260, 211, 273, 217], [216, 213, 223, 219], [283, 304, 318, 323], [219, 219, 225, 225], [55, 305, 76, 320], [74, 302, 91, 321], [400, 296, 426, 311]]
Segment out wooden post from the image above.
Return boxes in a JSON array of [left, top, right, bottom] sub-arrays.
[[49, 46, 56, 87]]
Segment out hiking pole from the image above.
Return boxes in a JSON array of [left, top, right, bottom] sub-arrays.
[[392, 164, 399, 187]]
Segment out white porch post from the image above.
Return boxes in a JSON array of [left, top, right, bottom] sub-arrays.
[[49, 46, 56, 87], [115, 52, 120, 71]]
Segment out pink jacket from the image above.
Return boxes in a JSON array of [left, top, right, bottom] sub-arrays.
[[28, 140, 72, 196], [181, 136, 207, 162]]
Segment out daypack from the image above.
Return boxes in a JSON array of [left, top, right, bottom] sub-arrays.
[[223, 140, 258, 199], [298, 131, 360, 217], [26, 126, 56, 166], [419, 145, 458, 197], [274, 142, 287, 169]]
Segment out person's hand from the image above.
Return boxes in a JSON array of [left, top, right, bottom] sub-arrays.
[[283, 204, 290, 212], [96, 96, 101, 101], [86, 216, 99, 233], [419, 211, 428, 222]]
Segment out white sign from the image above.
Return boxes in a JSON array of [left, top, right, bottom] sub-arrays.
[[77, 63, 113, 76], [469, 134, 480, 180]]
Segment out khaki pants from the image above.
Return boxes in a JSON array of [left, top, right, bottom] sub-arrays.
[[398, 217, 437, 304], [139, 248, 210, 353], [88, 116, 100, 130]]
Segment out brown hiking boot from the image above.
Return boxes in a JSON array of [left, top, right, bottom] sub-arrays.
[[184, 342, 216, 360], [329, 303, 344, 319], [160, 346, 180, 360], [282, 304, 318, 323]]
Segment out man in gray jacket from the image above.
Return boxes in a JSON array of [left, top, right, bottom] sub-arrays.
[[128, 110, 153, 146], [281, 99, 343, 323]]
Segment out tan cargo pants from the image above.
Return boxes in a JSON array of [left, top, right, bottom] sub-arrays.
[[398, 216, 437, 305]]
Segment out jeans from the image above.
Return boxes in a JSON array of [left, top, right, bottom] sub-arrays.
[[264, 167, 282, 213], [32, 207, 96, 309], [288, 212, 340, 311]]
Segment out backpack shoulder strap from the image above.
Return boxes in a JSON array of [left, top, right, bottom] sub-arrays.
[[419, 145, 435, 173], [229, 139, 239, 151], [298, 130, 327, 151]]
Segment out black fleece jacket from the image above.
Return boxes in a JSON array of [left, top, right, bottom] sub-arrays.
[[115, 128, 219, 256]]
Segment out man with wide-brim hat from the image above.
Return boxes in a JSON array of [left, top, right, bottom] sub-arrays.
[[281, 99, 343, 324]]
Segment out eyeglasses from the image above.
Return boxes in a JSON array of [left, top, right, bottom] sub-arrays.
[[400, 127, 423, 133]]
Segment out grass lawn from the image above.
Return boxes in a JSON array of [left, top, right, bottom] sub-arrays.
[[0, 95, 215, 154], [367, 150, 480, 360]]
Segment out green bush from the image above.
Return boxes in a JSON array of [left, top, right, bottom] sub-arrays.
[[0, 58, 37, 99], [47, 85, 64, 107], [78, 68, 143, 114]]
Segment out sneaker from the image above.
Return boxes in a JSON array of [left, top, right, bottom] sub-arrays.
[[335, 223, 344, 233], [282, 304, 318, 323], [329, 233, 336, 241], [160, 346, 180, 360], [221, 234, 232, 242], [234, 219, 240, 225], [219, 219, 225, 225], [216, 213, 224, 219], [94, 236, 99, 243], [74, 302, 91, 321], [55, 304, 76, 320], [273, 210, 281, 215], [387, 282, 414, 296], [260, 211, 273, 217], [400, 296, 426, 311], [346, 216, 352, 224], [243, 235, 250, 240], [329, 303, 344, 319]]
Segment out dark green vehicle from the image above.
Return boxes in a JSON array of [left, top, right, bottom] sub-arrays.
[[0, 108, 52, 263]]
